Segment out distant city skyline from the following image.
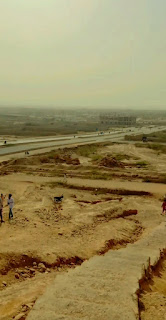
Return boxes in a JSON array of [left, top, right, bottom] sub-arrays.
[[1, 0, 166, 109]]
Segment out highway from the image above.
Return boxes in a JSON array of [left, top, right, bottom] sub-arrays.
[[0, 125, 165, 157]]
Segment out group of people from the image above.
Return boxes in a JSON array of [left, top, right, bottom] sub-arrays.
[[0, 194, 14, 223]]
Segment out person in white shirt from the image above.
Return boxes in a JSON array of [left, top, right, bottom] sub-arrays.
[[63, 173, 67, 184], [7, 194, 14, 219]]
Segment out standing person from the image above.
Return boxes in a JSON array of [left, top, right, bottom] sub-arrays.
[[161, 198, 166, 215], [63, 173, 67, 184], [7, 194, 14, 219], [0, 194, 5, 223]]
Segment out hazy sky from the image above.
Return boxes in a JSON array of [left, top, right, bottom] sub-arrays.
[[0, 0, 166, 108]]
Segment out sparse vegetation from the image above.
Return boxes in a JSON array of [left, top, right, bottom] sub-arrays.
[[143, 175, 166, 184], [112, 154, 131, 161], [125, 130, 166, 143], [91, 154, 103, 162], [135, 143, 166, 154], [86, 169, 112, 180], [136, 161, 149, 168], [74, 144, 99, 157], [112, 153, 140, 161], [2, 144, 13, 147]]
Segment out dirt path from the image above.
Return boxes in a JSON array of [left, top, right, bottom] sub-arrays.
[[27, 223, 166, 320], [1, 173, 165, 196], [56, 176, 166, 197]]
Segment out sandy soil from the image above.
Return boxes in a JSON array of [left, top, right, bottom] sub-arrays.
[[0, 143, 165, 320]]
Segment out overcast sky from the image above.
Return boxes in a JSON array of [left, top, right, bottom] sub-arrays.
[[0, 0, 166, 108]]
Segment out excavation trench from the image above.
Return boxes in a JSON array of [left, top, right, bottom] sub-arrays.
[[0, 208, 142, 287], [0, 254, 83, 274], [0, 254, 84, 288], [0, 219, 141, 283], [95, 209, 138, 222], [98, 222, 143, 255], [137, 249, 166, 320], [75, 197, 123, 204], [0, 255, 84, 320], [50, 181, 152, 196]]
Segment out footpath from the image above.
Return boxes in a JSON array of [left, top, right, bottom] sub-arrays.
[[27, 222, 166, 320]]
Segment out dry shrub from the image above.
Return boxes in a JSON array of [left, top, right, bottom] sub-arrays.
[[54, 154, 80, 165]]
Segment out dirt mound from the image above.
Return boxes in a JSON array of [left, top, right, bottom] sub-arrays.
[[99, 156, 125, 168]]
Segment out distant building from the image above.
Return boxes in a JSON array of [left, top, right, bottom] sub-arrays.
[[100, 114, 137, 126]]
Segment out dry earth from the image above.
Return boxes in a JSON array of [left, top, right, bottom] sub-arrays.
[[0, 142, 165, 319], [139, 255, 166, 320]]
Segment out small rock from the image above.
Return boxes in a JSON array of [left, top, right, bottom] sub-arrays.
[[1, 270, 7, 275], [38, 263, 46, 272], [21, 273, 29, 278], [25, 303, 33, 309], [15, 273, 20, 279], [29, 268, 35, 274], [38, 262, 46, 268], [18, 269, 25, 275], [2, 281, 7, 286], [21, 305, 28, 312], [20, 269, 29, 275]]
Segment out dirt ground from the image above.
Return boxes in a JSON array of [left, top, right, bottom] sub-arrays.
[[0, 142, 166, 320], [139, 258, 166, 320]]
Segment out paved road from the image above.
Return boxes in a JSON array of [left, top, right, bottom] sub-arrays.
[[0, 126, 165, 156], [0, 130, 124, 146]]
